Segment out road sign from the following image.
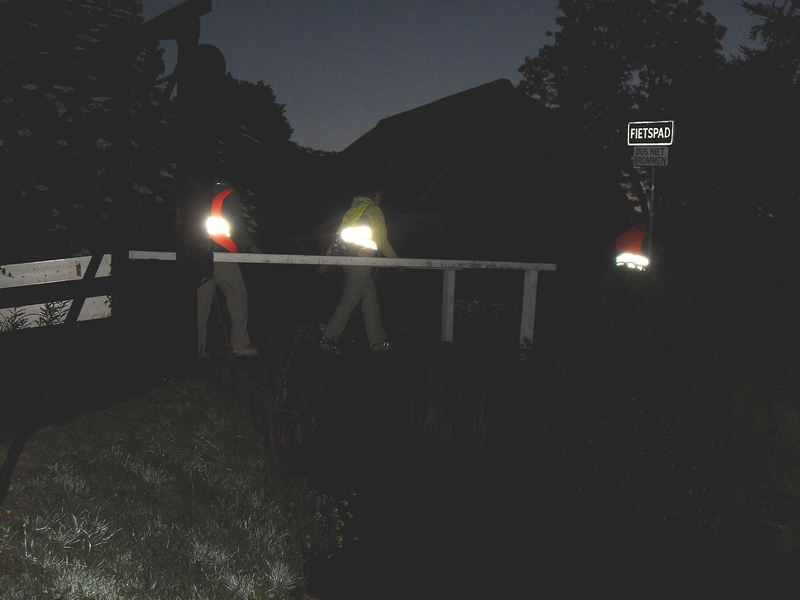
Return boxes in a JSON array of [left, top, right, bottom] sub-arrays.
[[628, 120, 674, 146], [632, 146, 668, 167]]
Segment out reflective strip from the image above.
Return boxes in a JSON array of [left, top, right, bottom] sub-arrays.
[[616, 252, 649, 270], [340, 226, 377, 250], [206, 216, 230, 237], [616, 252, 649, 267]]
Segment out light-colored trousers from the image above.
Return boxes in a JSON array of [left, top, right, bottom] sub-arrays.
[[197, 262, 251, 354], [324, 265, 388, 346]]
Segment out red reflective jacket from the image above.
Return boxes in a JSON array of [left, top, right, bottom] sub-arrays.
[[615, 226, 647, 256], [209, 188, 238, 253]]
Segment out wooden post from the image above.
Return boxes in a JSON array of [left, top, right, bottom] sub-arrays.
[[109, 0, 215, 368], [0, 254, 105, 504], [441, 269, 456, 342], [175, 42, 225, 368], [111, 54, 135, 336], [519, 269, 539, 348]]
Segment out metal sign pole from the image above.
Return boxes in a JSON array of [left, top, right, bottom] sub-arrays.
[[628, 120, 674, 265], [649, 165, 655, 258]]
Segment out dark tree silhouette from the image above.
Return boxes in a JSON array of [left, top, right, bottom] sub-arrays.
[[0, 0, 309, 261], [217, 74, 293, 197], [517, 0, 726, 218], [516, 0, 800, 273], [743, 0, 800, 83], [0, 0, 170, 262]]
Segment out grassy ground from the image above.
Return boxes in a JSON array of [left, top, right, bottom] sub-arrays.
[[0, 376, 349, 600]]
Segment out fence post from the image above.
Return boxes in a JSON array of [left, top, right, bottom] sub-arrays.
[[0, 253, 105, 504], [175, 43, 225, 369], [519, 269, 539, 348], [441, 269, 456, 342]]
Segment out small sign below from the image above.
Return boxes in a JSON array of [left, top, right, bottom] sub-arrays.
[[632, 146, 669, 167], [628, 120, 674, 146]]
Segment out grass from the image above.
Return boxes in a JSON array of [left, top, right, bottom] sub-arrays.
[[0, 376, 349, 600]]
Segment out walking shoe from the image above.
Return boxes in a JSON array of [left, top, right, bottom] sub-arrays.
[[232, 345, 259, 357], [319, 337, 342, 355], [370, 340, 394, 352]]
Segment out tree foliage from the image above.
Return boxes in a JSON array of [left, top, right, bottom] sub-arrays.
[[743, 0, 800, 83], [0, 0, 170, 262], [517, 0, 726, 215], [519, 1, 725, 125], [217, 74, 293, 200], [673, 0, 800, 270], [0, 0, 304, 262], [517, 0, 799, 270]]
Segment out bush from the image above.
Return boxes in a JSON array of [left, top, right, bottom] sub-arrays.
[[714, 376, 800, 553], [501, 265, 800, 555]]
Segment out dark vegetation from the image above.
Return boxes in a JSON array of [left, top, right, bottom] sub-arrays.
[[318, 262, 800, 557], [2, 257, 799, 597], [507, 266, 800, 555], [175, 254, 800, 557], [2, 0, 800, 592]]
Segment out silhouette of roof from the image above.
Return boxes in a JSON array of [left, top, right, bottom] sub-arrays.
[[311, 79, 625, 263], [342, 78, 557, 152]]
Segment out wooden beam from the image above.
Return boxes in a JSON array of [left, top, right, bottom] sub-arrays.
[[441, 269, 456, 342]]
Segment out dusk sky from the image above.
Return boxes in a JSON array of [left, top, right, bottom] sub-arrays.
[[141, 0, 762, 153]]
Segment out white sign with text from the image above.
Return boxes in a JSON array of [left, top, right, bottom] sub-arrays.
[[632, 146, 669, 167], [628, 120, 675, 146]]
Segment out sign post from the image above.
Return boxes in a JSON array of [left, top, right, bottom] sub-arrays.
[[627, 120, 675, 259], [632, 146, 668, 167]]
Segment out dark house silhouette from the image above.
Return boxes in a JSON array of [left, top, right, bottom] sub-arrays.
[[305, 79, 627, 269]]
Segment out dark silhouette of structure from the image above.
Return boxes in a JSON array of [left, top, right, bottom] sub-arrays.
[[308, 79, 627, 270]]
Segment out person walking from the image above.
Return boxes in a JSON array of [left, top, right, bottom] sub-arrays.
[[198, 179, 260, 358], [320, 189, 401, 354], [615, 215, 650, 271]]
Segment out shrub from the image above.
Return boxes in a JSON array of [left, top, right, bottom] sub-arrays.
[[714, 376, 800, 553]]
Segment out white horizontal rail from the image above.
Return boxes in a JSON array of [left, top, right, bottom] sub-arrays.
[[0, 255, 112, 288], [0, 255, 113, 330], [128, 250, 557, 271], [129, 251, 556, 347]]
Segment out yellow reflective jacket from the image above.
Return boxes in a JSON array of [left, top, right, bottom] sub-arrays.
[[339, 197, 399, 259]]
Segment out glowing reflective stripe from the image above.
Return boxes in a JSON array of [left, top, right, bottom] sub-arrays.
[[340, 226, 377, 250], [209, 188, 238, 252], [616, 252, 649, 266], [206, 216, 230, 236], [616, 252, 649, 270]]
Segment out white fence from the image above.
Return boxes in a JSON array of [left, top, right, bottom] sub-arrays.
[[129, 251, 557, 347], [0, 252, 556, 346], [0, 255, 113, 330]]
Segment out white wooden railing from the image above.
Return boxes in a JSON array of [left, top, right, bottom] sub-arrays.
[[0, 255, 113, 330], [129, 251, 557, 347], [0, 252, 556, 346]]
